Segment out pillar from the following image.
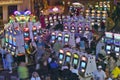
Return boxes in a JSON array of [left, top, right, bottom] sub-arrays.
[[3, 6, 8, 23]]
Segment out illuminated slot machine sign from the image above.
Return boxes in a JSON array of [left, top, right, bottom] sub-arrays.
[[24, 27, 30, 41], [51, 32, 56, 43], [64, 51, 72, 64], [32, 26, 37, 40], [105, 32, 113, 44], [72, 53, 79, 67], [57, 33, 63, 41], [79, 56, 88, 77], [64, 34, 69, 43], [114, 34, 120, 55], [58, 49, 64, 64]]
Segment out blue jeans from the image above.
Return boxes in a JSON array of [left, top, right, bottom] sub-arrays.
[[6, 61, 12, 71], [2, 58, 7, 69]]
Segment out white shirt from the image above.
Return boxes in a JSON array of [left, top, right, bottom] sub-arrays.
[[31, 77, 41, 80], [93, 70, 106, 80]]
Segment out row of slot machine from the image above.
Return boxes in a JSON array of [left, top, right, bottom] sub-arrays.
[[43, 14, 65, 26], [57, 48, 97, 78], [103, 32, 120, 56], [85, 1, 110, 26], [64, 22, 91, 34]]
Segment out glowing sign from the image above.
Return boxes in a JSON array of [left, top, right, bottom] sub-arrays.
[[81, 56, 87, 61], [105, 32, 113, 38], [73, 54, 79, 58], [66, 51, 71, 56], [65, 34, 69, 37], [24, 27, 29, 32], [59, 49, 64, 53], [114, 34, 120, 40], [32, 26, 37, 31]]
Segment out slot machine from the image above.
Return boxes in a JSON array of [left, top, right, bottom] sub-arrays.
[[57, 33, 63, 42], [49, 16, 54, 26], [85, 24, 90, 34], [79, 55, 97, 78], [45, 15, 49, 26], [70, 23, 75, 33], [113, 33, 120, 56], [64, 23, 69, 32], [58, 49, 65, 65], [64, 34, 70, 45], [32, 26, 37, 40], [64, 51, 72, 65], [104, 32, 113, 54], [23, 27, 30, 42], [72, 53, 79, 68], [78, 23, 83, 33], [50, 32, 56, 43]]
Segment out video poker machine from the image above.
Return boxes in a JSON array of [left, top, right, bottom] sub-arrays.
[[113, 33, 120, 56], [79, 55, 97, 78], [57, 33, 63, 42], [58, 49, 65, 65], [70, 23, 76, 33], [64, 34, 70, 45], [104, 32, 113, 54], [72, 53, 79, 68], [64, 51, 72, 65], [50, 32, 56, 43], [32, 26, 37, 40]]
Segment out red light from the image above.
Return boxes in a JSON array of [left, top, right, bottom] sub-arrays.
[[24, 38, 30, 41], [34, 36, 37, 40], [24, 27, 29, 32]]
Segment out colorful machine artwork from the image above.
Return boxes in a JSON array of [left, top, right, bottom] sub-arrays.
[[9, 10, 36, 23]]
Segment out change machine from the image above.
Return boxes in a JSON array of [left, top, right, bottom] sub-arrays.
[[58, 49, 65, 65], [79, 55, 97, 78], [72, 53, 79, 68], [64, 51, 72, 65], [113, 33, 120, 56], [104, 32, 113, 54]]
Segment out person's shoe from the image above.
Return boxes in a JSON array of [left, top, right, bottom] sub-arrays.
[[9, 71, 12, 73]]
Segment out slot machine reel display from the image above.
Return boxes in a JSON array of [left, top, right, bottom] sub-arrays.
[[72, 53, 79, 68], [64, 51, 72, 65], [64, 34, 70, 45]]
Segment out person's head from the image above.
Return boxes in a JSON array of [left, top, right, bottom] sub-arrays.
[[97, 65, 102, 71], [32, 72, 39, 78], [101, 46, 104, 50], [73, 65, 77, 69]]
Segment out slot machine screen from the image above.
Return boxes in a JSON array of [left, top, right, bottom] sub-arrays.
[[73, 59, 78, 65], [58, 37, 62, 41], [66, 56, 70, 62], [59, 54, 63, 59], [115, 47, 120, 52], [52, 35, 56, 40], [65, 38, 69, 42], [81, 62, 86, 68], [24, 33, 29, 36], [106, 45, 111, 50], [33, 32, 37, 35]]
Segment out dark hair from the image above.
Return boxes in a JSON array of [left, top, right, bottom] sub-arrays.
[[74, 65, 77, 69]]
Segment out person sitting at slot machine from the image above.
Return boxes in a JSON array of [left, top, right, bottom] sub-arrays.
[[92, 65, 107, 80], [99, 46, 106, 57], [80, 38, 85, 52], [71, 65, 79, 76], [53, 40, 63, 54]]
